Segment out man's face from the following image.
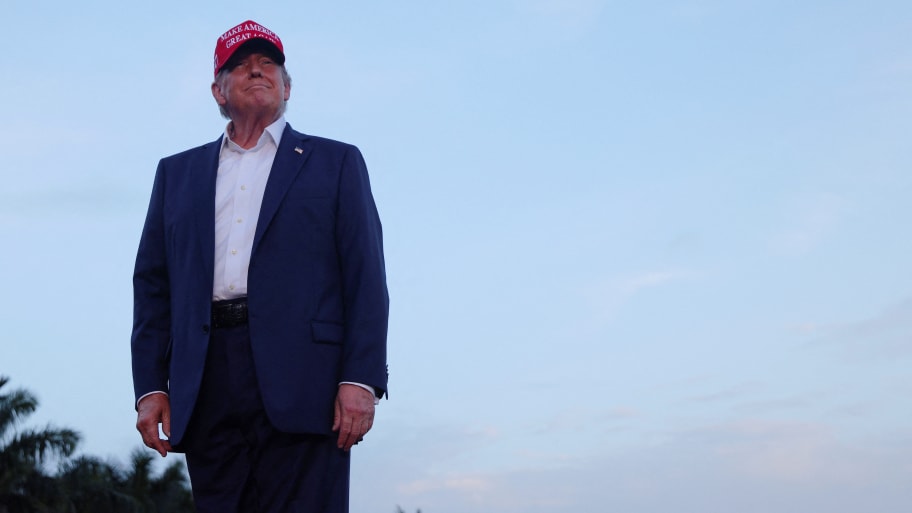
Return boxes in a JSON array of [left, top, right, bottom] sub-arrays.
[[212, 51, 291, 119]]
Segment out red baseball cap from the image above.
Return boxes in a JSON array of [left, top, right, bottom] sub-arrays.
[[213, 20, 285, 76]]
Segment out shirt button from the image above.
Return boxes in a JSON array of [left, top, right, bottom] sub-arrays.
[[231, 249, 238, 255], [236, 218, 243, 223], [240, 185, 247, 191], [229, 285, 235, 291]]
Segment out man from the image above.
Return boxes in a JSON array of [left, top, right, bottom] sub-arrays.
[[132, 20, 389, 512]]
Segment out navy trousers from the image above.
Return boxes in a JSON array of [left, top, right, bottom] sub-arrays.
[[181, 324, 350, 513]]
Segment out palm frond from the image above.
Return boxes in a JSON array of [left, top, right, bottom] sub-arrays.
[[0, 387, 39, 438], [3, 426, 80, 465]]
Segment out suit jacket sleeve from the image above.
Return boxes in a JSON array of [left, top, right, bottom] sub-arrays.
[[335, 145, 389, 397], [131, 160, 172, 404]]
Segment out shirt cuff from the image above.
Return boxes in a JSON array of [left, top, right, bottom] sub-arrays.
[[339, 382, 380, 405], [136, 390, 168, 409]]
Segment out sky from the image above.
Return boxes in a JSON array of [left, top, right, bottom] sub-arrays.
[[1, 1, 911, 512]]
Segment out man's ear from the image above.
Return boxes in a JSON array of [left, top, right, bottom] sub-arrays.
[[212, 82, 227, 106]]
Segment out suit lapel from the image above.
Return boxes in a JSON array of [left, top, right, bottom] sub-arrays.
[[192, 137, 222, 288], [253, 125, 313, 254]]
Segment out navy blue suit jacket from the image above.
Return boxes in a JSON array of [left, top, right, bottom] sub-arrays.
[[131, 124, 389, 446]]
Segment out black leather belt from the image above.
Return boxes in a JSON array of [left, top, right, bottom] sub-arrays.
[[211, 298, 248, 329]]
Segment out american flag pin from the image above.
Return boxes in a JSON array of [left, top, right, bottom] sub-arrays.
[[294, 147, 303, 154]]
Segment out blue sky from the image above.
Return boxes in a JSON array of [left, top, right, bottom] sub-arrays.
[[2, 1, 911, 512]]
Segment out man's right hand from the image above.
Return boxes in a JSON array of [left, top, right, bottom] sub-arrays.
[[136, 393, 172, 457]]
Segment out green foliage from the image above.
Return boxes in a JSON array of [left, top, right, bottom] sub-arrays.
[[0, 375, 194, 513], [0, 375, 79, 511], [1, 374, 411, 512]]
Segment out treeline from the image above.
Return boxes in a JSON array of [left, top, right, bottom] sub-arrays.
[[0, 376, 194, 512], [1, 375, 423, 513]]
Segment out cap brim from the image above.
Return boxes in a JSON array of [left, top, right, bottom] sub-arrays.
[[218, 38, 285, 73]]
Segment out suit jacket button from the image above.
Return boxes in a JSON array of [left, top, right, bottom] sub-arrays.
[[202, 324, 210, 333]]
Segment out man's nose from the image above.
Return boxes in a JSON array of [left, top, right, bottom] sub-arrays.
[[247, 60, 263, 76]]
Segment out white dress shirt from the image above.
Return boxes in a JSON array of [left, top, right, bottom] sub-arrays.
[[213, 116, 285, 300]]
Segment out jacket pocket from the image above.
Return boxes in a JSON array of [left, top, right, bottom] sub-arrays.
[[311, 321, 344, 345]]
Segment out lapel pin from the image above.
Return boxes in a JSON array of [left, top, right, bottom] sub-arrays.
[[294, 147, 303, 154]]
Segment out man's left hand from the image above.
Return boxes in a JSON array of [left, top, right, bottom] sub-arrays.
[[332, 384, 375, 451]]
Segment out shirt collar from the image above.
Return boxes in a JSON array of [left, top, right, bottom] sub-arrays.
[[221, 115, 287, 154]]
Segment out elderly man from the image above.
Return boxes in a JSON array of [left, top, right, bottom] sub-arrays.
[[131, 20, 389, 512]]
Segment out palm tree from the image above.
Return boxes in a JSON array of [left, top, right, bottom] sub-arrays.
[[54, 449, 194, 513], [0, 375, 195, 512], [56, 455, 143, 513], [125, 450, 155, 511], [123, 448, 194, 512], [0, 375, 80, 512], [150, 461, 194, 510]]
